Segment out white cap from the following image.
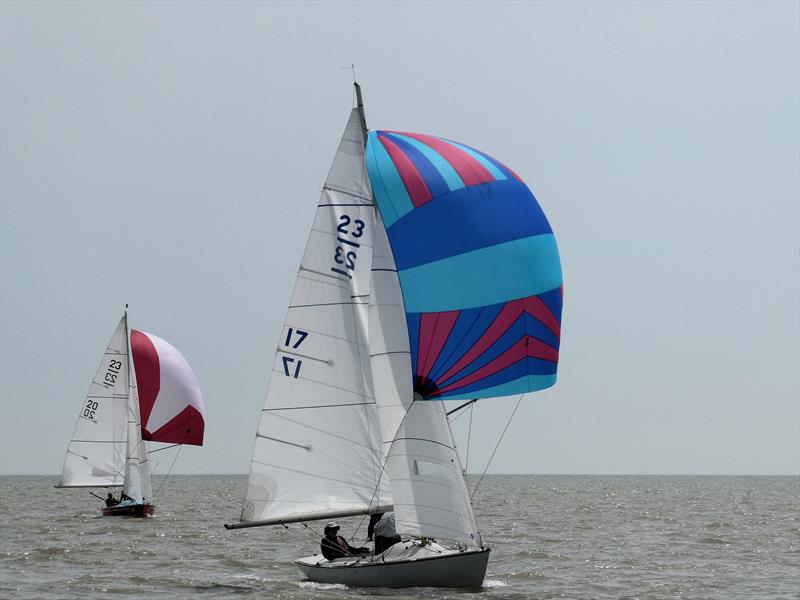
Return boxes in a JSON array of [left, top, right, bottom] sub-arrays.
[[325, 521, 339, 530]]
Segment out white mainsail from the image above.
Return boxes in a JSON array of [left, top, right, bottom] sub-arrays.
[[59, 316, 129, 487], [239, 108, 390, 526], [368, 212, 480, 547]]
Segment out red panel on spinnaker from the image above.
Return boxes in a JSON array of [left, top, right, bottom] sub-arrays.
[[130, 330, 205, 446]]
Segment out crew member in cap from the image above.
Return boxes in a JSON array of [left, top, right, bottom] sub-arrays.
[[320, 522, 369, 560]]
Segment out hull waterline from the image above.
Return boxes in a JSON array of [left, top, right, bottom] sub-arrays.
[[294, 546, 490, 588]]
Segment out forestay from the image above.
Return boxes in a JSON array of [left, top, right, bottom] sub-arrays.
[[59, 317, 129, 487], [368, 213, 479, 546], [239, 108, 391, 526]]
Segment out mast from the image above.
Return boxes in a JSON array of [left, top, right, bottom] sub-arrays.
[[354, 82, 368, 144]]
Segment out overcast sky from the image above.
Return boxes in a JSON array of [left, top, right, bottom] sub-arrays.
[[1, 1, 798, 476]]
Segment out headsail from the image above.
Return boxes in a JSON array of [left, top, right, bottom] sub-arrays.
[[369, 213, 479, 546], [59, 317, 129, 487], [366, 131, 562, 400], [130, 330, 205, 446], [235, 108, 391, 527]]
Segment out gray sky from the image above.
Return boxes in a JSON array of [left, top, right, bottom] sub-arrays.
[[1, 1, 798, 476]]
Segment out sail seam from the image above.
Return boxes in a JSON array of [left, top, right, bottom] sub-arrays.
[[263, 401, 377, 412], [384, 437, 455, 450], [266, 370, 375, 400], [251, 459, 381, 488], [322, 184, 373, 202]]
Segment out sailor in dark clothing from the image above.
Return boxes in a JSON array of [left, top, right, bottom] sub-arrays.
[[320, 522, 368, 560], [105, 492, 118, 507]]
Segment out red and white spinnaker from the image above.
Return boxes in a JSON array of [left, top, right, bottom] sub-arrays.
[[130, 330, 205, 446]]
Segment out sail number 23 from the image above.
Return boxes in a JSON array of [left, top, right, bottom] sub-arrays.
[[330, 215, 364, 280]]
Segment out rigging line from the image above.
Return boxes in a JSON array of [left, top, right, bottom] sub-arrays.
[[263, 401, 376, 412], [153, 445, 181, 500], [471, 394, 524, 500], [465, 401, 474, 475], [148, 444, 180, 454], [288, 301, 369, 309]]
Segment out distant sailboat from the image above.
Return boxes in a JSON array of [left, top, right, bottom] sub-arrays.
[[225, 84, 563, 588], [57, 308, 205, 517]]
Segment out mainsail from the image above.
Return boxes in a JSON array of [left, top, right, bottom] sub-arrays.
[[59, 317, 129, 487], [238, 108, 391, 526]]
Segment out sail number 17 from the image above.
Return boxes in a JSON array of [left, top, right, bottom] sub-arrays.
[[281, 328, 308, 379]]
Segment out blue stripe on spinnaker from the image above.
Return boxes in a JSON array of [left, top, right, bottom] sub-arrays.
[[388, 133, 465, 192], [428, 304, 503, 382], [386, 180, 552, 271], [366, 132, 414, 227], [406, 312, 421, 376], [437, 319, 558, 391], [383, 133, 450, 200], [449, 140, 518, 182], [448, 140, 507, 181], [397, 234, 563, 313]]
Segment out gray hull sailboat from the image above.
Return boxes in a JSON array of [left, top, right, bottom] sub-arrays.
[[225, 84, 563, 588]]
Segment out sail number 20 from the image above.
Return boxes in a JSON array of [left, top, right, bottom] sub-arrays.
[[330, 215, 364, 280]]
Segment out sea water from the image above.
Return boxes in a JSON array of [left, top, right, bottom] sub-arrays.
[[1, 475, 797, 599]]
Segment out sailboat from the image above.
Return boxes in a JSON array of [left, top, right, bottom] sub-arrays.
[[225, 84, 562, 588], [57, 308, 205, 517]]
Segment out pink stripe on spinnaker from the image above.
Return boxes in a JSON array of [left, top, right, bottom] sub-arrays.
[[416, 311, 460, 379], [438, 337, 559, 394], [394, 132, 495, 187], [130, 329, 160, 434], [524, 296, 561, 339], [378, 133, 432, 207], [436, 300, 524, 385]]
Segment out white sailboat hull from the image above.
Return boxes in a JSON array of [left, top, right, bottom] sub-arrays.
[[294, 542, 490, 588]]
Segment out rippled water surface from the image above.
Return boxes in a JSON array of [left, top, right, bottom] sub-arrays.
[[1, 475, 797, 599]]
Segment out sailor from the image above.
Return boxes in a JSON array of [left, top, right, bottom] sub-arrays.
[[373, 512, 401, 554], [320, 522, 368, 560], [105, 492, 118, 507], [367, 512, 383, 540]]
